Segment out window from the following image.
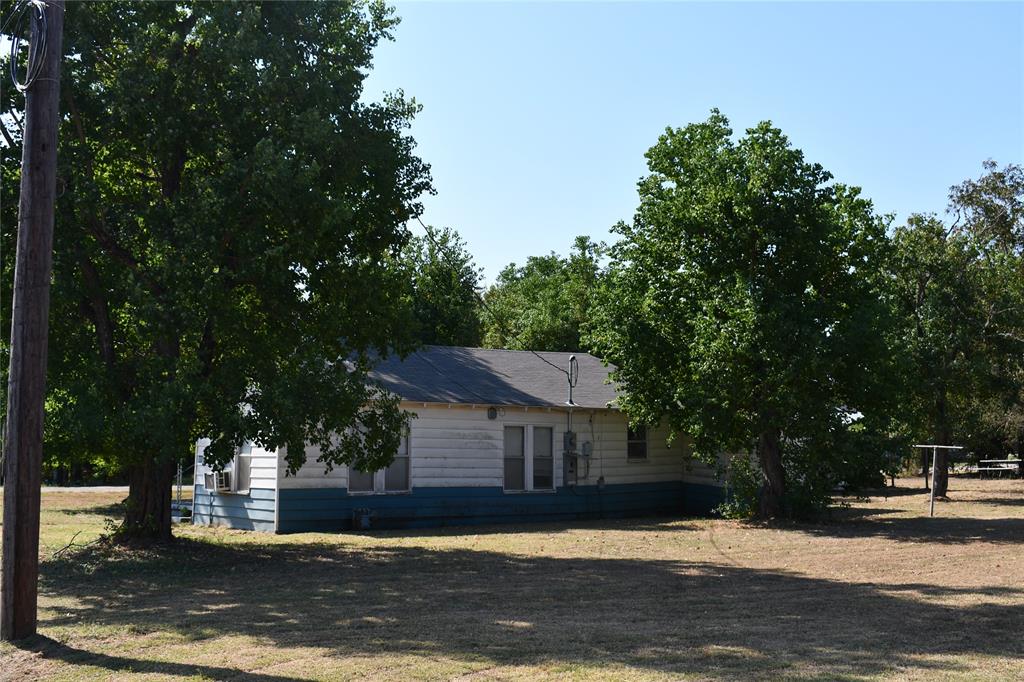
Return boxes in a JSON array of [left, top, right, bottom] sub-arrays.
[[503, 426, 525, 491], [533, 427, 553, 489], [504, 425, 555, 492], [384, 437, 410, 491], [204, 442, 252, 494], [349, 431, 411, 494], [348, 468, 374, 493], [627, 424, 648, 460], [233, 447, 252, 493]]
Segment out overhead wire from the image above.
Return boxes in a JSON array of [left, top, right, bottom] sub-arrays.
[[5, 0, 48, 93], [0, 0, 27, 34]]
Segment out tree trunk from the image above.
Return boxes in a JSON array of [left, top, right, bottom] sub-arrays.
[[122, 457, 175, 542], [933, 392, 952, 498], [757, 427, 785, 519], [932, 446, 951, 497]]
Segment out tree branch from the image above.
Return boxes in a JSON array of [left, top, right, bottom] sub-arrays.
[[0, 119, 15, 149], [197, 315, 217, 379], [6, 108, 23, 146], [52, 530, 105, 559], [76, 245, 118, 372], [65, 86, 167, 299]]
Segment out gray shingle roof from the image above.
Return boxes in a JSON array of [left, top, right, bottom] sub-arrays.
[[368, 346, 619, 409]]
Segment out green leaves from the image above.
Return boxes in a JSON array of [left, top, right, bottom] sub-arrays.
[[589, 111, 896, 517], [11, 1, 433, 478], [891, 161, 1024, 459], [401, 226, 484, 347], [481, 236, 606, 352]]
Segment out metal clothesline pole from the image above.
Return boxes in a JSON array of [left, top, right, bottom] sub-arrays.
[[912, 444, 965, 518], [929, 445, 937, 517]]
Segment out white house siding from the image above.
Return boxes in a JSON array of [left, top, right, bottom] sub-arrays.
[[408, 404, 719, 485], [192, 438, 278, 531], [580, 410, 684, 485], [396, 405, 725, 492], [681, 454, 727, 487], [400, 404, 692, 488], [277, 441, 348, 490], [414, 404, 556, 487], [272, 401, 716, 491], [275, 405, 566, 491], [276, 404, 623, 490]]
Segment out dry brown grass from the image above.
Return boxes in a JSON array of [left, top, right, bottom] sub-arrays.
[[1, 476, 1022, 681]]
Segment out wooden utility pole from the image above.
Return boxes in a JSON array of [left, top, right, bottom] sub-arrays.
[[1, 0, 64, 641]]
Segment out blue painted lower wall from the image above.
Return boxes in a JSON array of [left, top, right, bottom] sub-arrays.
[[276, 481, 724, 533], [193, 486, 276, 532], [682, 481, 727, 516]]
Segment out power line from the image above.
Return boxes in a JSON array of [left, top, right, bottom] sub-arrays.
[[0, 0, 27, 34], [528, 346, 572, 379], [413, 216, 571, 381]]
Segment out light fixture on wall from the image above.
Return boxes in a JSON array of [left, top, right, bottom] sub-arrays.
[[487, 407, 498, 420]]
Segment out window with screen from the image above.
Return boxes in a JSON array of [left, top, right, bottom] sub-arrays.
[[348, 468, 374, 492], [627, 424, 648, 460], [233, 449, 252, 493], [533, 427, 553, 489], [384, 433, 410, 492], [349, 430, 411, 494], [503, 426, 525, 491], [503, 424, 557, 492]]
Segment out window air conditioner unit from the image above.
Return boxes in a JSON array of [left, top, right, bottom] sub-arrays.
[[204, 470, 231, 493]]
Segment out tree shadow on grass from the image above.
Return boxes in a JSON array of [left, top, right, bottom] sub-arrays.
[[819, 506, 903, 522], [35, 533, 1024, 680], [13, 636, 308, 682], [58, 502, 124, 517], [847, 485, 930, 499], [971, 497, 1024, 508], [799, 512, 1024, 545], [347, 514, 705, 539]]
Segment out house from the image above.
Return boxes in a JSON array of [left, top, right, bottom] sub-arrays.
[[192, 346, 725, 532]]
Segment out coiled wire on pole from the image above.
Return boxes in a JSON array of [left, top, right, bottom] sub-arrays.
[[5, 0, 48, 93]]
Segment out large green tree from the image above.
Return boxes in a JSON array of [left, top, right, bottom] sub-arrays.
[[890, 216, 986, 494], [950, 162, 1024, 460], [1, 1, 432, 540], [588, 111, 894, 518], [481, 236, 605, 352], [891, 162, 1024, 494], [401, 226, 483, 346]]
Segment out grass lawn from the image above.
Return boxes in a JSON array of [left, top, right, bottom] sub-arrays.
[[1, 477, 1022, 681]]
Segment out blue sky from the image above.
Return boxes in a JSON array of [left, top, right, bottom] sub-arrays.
[[363, 1, 1024, 282]]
